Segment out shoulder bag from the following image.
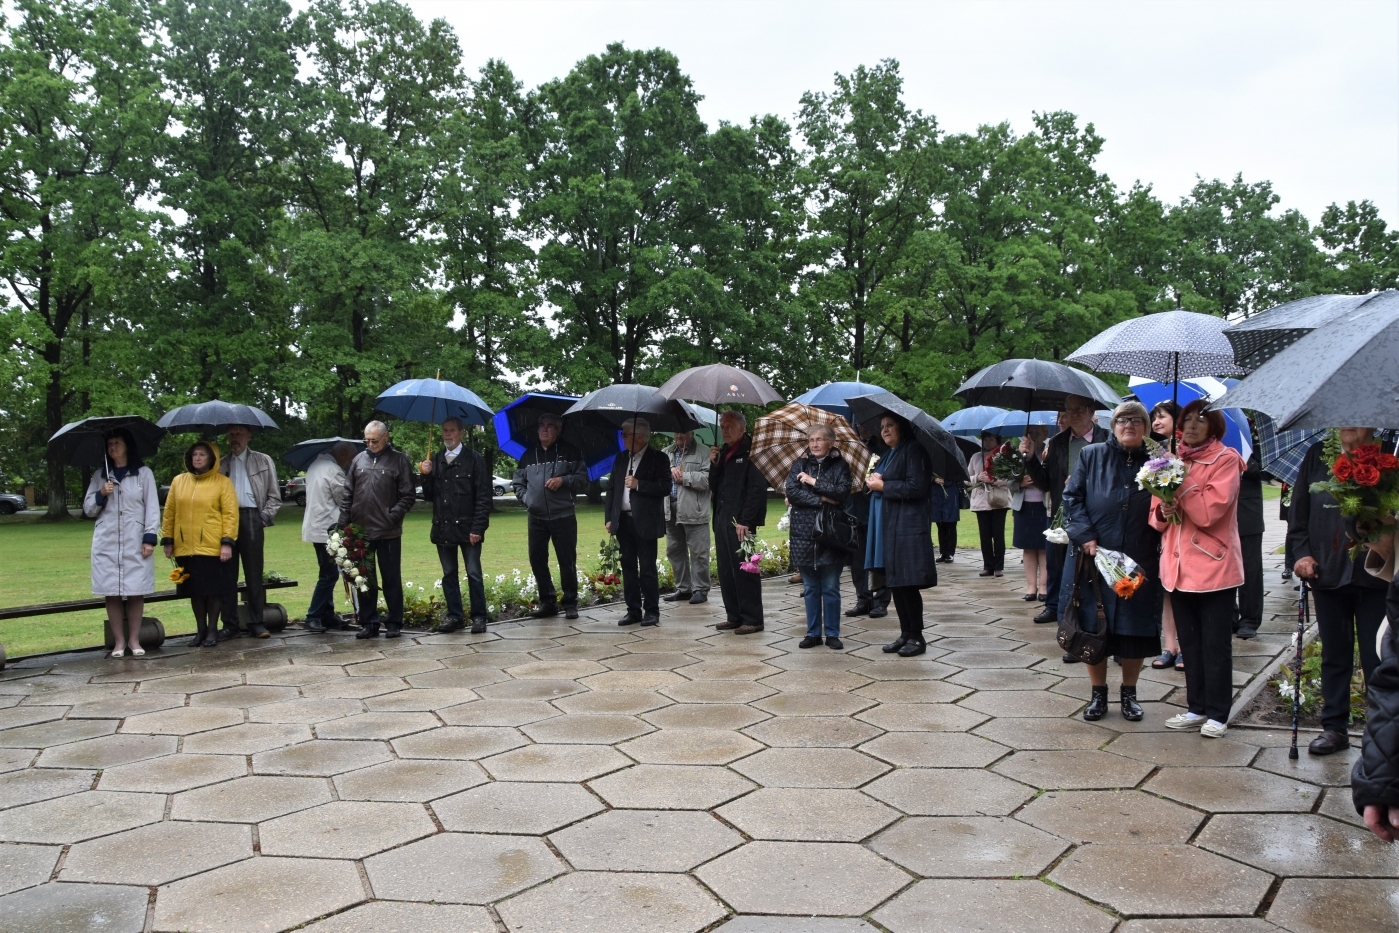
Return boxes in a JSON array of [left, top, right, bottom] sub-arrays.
[[1057, 550, 1109, 665], [807, 459, 858, 554]]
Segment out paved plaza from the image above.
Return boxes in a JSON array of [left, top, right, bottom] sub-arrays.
[[0, 517, 1391, 932]]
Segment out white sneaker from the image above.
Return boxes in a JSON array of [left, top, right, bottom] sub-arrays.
[[1165, 711, 1208, 730], [1200, 720, 1228, 739]]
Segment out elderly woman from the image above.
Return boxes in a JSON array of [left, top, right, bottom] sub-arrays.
[[786, 424, 853, 650], [82, 429, 161, 658], [967, 432, 1012, 577], [867, 414, 936, 657], [1149, 400, 1245, 737], [161, 441, 238, 647], [1061, 400, 1164, 721], [1013, 425, 1051, 601]]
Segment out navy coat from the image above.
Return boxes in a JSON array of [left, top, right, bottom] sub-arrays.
[[785, 450, 852, 570], [875, 441, 937, 590], [929, 480, 960, 524]]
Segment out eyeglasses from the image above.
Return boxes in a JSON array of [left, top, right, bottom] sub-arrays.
[[1114, 417, 1145, 427], [1064, 407, 1091, 415]]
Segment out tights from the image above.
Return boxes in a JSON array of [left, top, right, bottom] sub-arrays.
[[190, 597, 223, 641], [891, 586, 924, 643]]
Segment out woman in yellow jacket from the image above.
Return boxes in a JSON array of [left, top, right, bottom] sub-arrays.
[[161, 441, 238, 647]]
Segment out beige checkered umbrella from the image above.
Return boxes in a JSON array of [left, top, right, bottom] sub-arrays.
[[751, 403, 872, 493]]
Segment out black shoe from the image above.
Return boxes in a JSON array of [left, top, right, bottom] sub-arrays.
[[217, 626, 239, 641], [1308, 730, 1351, 756], [978, 569, 994, 577], [532, 603, 559, 619], [826, 636, 844, 650], [201, 635, 218, 648], [663, 591, 691, 603], [868, 606, 888, 619], [1235, 625, 1258, 640], [689, 592, 707, 604], [1022, 593, 1038, 602], [250, 624, 270, 639], [304, 619, 327, 633], [1120, 686, 1144, 721], [355, 624, 380, 639], [435, 619, 465, 634], [1034, 609, 1057, 624], [716, 619, 741, 631], [1084, 686, 1109, 721], [845, 600, 872, 618], [188, 634, 205, 647], [640, 613, 659, 627], [470, 618, 488, 635], [564, 605, 579, 620], [882, 636, 909, 654], [1281, 570, 1293, 581], [897, 639, 927, 657], [1061, 653, 1082, 664], [1037, 593, 1047, 601], [799, 635, 823, 649], [384, 625, 401, 639], [734, 624, 765, 635], [937, 555, 954, 564], [618, 613, 641, 626]]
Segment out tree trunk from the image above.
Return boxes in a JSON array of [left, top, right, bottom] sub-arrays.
[[44, 345, 67, 519]]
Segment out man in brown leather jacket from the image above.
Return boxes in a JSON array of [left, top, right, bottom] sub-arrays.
[[339, 421, 417, 638]]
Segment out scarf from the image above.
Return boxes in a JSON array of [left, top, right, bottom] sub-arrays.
[[1178, 437, 1222, 462], [864, 440, 910, 569]]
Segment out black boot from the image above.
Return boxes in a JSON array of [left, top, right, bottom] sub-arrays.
[[1120, 686, 1144, 721], [1083, 685, 1109, 721]]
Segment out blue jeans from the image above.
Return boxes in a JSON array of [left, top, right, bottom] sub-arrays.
[[801, 565, 843, 638], [438, 542, 487, 622], [307, 544, 340, 624]]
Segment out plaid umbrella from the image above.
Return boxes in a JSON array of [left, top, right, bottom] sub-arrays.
[[1255, 412, 1325, 485], [751, 403, 872, 493]]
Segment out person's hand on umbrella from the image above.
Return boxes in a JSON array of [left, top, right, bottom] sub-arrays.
[[420, 459, 432, 474], [671, 466, 685, 483], [710, 446, 719, 464], [101, 479, 115, 497], [624, 475, 638, 490], [1293, 556, 1318, 580]]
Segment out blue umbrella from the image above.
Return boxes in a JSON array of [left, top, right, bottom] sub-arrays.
[[374, 378, 493, 426], [793, 381, 888, 419], [982, 410, 1058, 436], [493, 393, 618, 482], [1129, 378, 1252, 460], [941, 406, 1009, 438]]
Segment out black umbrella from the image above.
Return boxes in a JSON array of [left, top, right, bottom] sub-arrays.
[[48, 416, 166, 470], [280, 437, 367, 472], [658, 363, 783, 406], [847, 392, 969, 484], [1224, 290, 1399, 371], [953, 359, 1121, 411], [158, 401, 279, 435], [492, 393, 620, 482], [563, 384, 705, 434]]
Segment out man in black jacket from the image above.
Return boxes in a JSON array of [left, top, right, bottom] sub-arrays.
[[511, 414, 591, 620], [605, 418, 671, 626], [420, 417, 493, 634], [340, 421, 417, 639], [711, 411, 769, 634], [1234, 444, 1265, 639]]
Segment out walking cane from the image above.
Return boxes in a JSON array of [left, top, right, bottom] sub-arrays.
[[1289, 580, 1310, 760]]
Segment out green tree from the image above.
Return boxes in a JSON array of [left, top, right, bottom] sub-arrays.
[[1313, 199, 1399, 293]]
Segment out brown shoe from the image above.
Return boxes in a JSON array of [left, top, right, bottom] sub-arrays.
[[715, 620, 741, 631], [734, 624, 764, 635]]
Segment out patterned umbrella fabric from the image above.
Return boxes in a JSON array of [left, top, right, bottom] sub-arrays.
[[1254, 413, 1325, 486], [1224, 291, 1399, 371], [750, 403, 872, 493], [1065, 310, 1246, 383]]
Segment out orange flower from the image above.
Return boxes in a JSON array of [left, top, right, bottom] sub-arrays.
[[1113, 573, 1143, 599]]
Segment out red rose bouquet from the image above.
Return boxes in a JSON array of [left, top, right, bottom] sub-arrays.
[[989, 442, 1025, 483], [1309, 432, 1399, 558]]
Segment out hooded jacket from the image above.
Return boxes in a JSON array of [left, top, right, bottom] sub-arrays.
[[511, 441, 590, 519], [160, 443, 239, 558], [84, 463, 160, 596]]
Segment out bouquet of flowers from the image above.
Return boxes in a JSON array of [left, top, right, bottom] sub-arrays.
[[1136, 450, 1187, 524], [1093, 547, 1146, 599], [168, 560, 189, 585], [1043, 507, 1069, 545], [734, 518, 763, 574], [989, 443, 1025, 483], [1309, 432, 1399, 558], [326, 524, 372, 593]]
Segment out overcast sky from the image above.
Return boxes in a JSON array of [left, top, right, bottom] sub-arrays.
[[406, 0, 1399, 225]]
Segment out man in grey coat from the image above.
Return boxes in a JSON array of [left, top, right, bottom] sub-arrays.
[[662, 429, 711, 604], [219, 424, 281, 639]]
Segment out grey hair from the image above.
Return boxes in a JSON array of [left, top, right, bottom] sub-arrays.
[[621, 417, 651, 435], [1111, 401, 1149, 425], [441, 416, 463, 430], [537, 413, 563, 428], [806, 423, 834, 441], [719, 410, 746, 429], [364, 420, 388, 437], [329, 441, 358, 459]]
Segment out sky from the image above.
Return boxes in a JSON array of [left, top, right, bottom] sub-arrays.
[[406, 0, 1399, 224]]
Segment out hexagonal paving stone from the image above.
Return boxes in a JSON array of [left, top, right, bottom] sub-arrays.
[[153, 855, 365, 933], [711, 920, 878, 933], [1195, 812, 1399, 877], [0, 720, 116, 748], [35, 733, 176, 770], [1145, 766, 1320, 813], [854, 680, 971, 704], [680, 659, 783, 680], [732, 748, 889, 788], [345, 658, 444, 678], [365, 832, 566, 904], [0, 843, 59, 896], [717, 788, 899, 842], [0, 791, 162, 844], [1105, 732, 1258, 767], [993, 749, 1153, 789], [482, 743, 630, 782], [497, 871, 724, 933], [67, 692, 184, 719], [752, 692, 877, 717], [863, 768, 1036, 816], [98, 752, 245, 793], [855, 703, 989, 733], [696, 841, 910, 915], [1317, 787, 1366, 827], [553, 690, 671, 716], [334, 758, 487, 802], [253, 739, 391, 776], [873, 878, 1117, 933], [365, 688, 478, 711], [859, 732, 1009, 768], [0, 708, 67, 732], [581, 670, 687, 692], [187, 684, 299, 708], [507, 659, 608, 679], [1117, 922, 1282, 933], [259, 800, 436, 859], [1016, 790, 1204, 844], [522, 713, 652, 745], [243, 664, 347, 688], [60, 820, 250, 885], [946, 669, 1064, 691], [743, 716, 881, 748], [619, 728, 763, 765], [180, 722, 311, 755], [119, 707, 244, 736], [759, 670, 871, 694], [314, 711, 439, 741], [1266, 878, 1399, 933], [0, 882, 149, 933], [248, 698, 365, 724], [589, 765, 756, 810], [937, 650, 1041, 669], [849, 659, 961, 682], [141, 671, 242, 693], [434, 781, 604, 834], [0, 768, 95, 809], [474, 678, 585, 701], [871, 816, 1067, 877], [550, 809, 742, 871], [662, 680, 774, 704], [1050, 844, 1272, 917], [958, 690, 1085, 718], [301, 675, 409, 699], [643, 703, 768, 731], [1252, 745, 1359, 786], [300, 902, 496, 933], [170, 775, 332, 823], [971, 716, 1115, 750], [437, 699, 560, 728]]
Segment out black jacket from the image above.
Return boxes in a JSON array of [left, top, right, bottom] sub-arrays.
[[420, 447, 492, 545], [604, 447, 671, 540], [1025, 425, 1110, 515], [785, 450, 852, 570], [1287, 442, 1386, 592], [875, 440, 936, 589], [1354, 575, 1399, 814], [710, 434, 768, 529], [339, 446, 416, 540], [1237, 449, 1265, 536]]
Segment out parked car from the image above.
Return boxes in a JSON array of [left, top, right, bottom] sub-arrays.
[[493, 475, 512, 497], [282, 475, 309, 507], [0, 492, 27, 514]]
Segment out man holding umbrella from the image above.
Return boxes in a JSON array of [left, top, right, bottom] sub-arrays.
[[605, 418, 672, 626], [512, 413, 590, 620], [420, 417, 494, 634], [341, 421, 417, 639], [219, 425, 282, 639], [711, 411, 769, 634]]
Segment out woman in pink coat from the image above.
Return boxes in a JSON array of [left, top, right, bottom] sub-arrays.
[[1148, 399, 1245, 738]]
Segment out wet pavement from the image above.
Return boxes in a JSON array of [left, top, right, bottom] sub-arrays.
[[0, 514, 1391, 932]]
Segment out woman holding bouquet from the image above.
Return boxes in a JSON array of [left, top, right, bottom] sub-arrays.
[[1061, 401, 1164, 722], [866, 414, 936, 657], [1013, 425, 1051, 601], [160, 441, 239, 647], [786, 424, 853, 649], [966, 432, 1012, 578], [1148, 400, 1244, 738]]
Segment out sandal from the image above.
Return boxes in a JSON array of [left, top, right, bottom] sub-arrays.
[[1174, 652, 1186, 671], [1150, 651, 1176, 669], [131, 647, 145, 658], [109, 648, 125, 659]]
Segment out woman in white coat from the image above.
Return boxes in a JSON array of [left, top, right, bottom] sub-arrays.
[[83, 428, 160, 658]]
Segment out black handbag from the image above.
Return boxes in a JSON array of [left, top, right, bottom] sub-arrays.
[[1057, 550, 1109, 665], [814, 504, 858, 554]]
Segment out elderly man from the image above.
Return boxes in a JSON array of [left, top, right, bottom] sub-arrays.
[[710, 410, 769, 634], [340, 421, 416, 639], [219, 424, 281, 639], [662, 429, 711, 605], [302, 441, 358, 633], [512, 413, 590, 620], [605, 418, 672, 626], [420, 417, 493, 634]]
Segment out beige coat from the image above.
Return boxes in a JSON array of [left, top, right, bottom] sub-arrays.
[[219, 447, 281, 526]]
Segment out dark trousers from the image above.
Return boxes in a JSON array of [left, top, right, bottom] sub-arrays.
[[976, 508, 1007, 572], [438, 542, 487, 622], [715, 517, 763, 626], [1312, 583, 1386, 733], [936, 522, 957, 559], [1045, 542, 1067, 615], [222, 507, 265, 630], [1172, 588, 1237, 723], [848, 529, 890, 609], [527, 513, 578, 608], [307, 544, 340, 625], [362, 536, 403, 629], [892, 585, 924, 641], [617, 513, 659, 616], [1236, 533, 1264, 631]]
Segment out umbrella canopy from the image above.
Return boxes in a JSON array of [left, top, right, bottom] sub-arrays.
[[940, 405, 1009, 438], [1224, 291, 1399, 371], [158, 401, 278, 435], [280, 437, 366, 472], [1254, 413, 1324, 486], [750, 402, 874, 492], [563, 384, 704, 434], [1065, 309, 1246, 383], [48, 416, 166, 470], [792, 381, 888, 419], [846, 392, 969, 485], [658, 363, 783, 406], [1215, 299, 1399, 431], [1129, 377, 1253, 459], [493, 393, 619, 482], [954, 359, 1121, 411], [374, 378, 493, 426], [982, 410, 1058, 436]]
